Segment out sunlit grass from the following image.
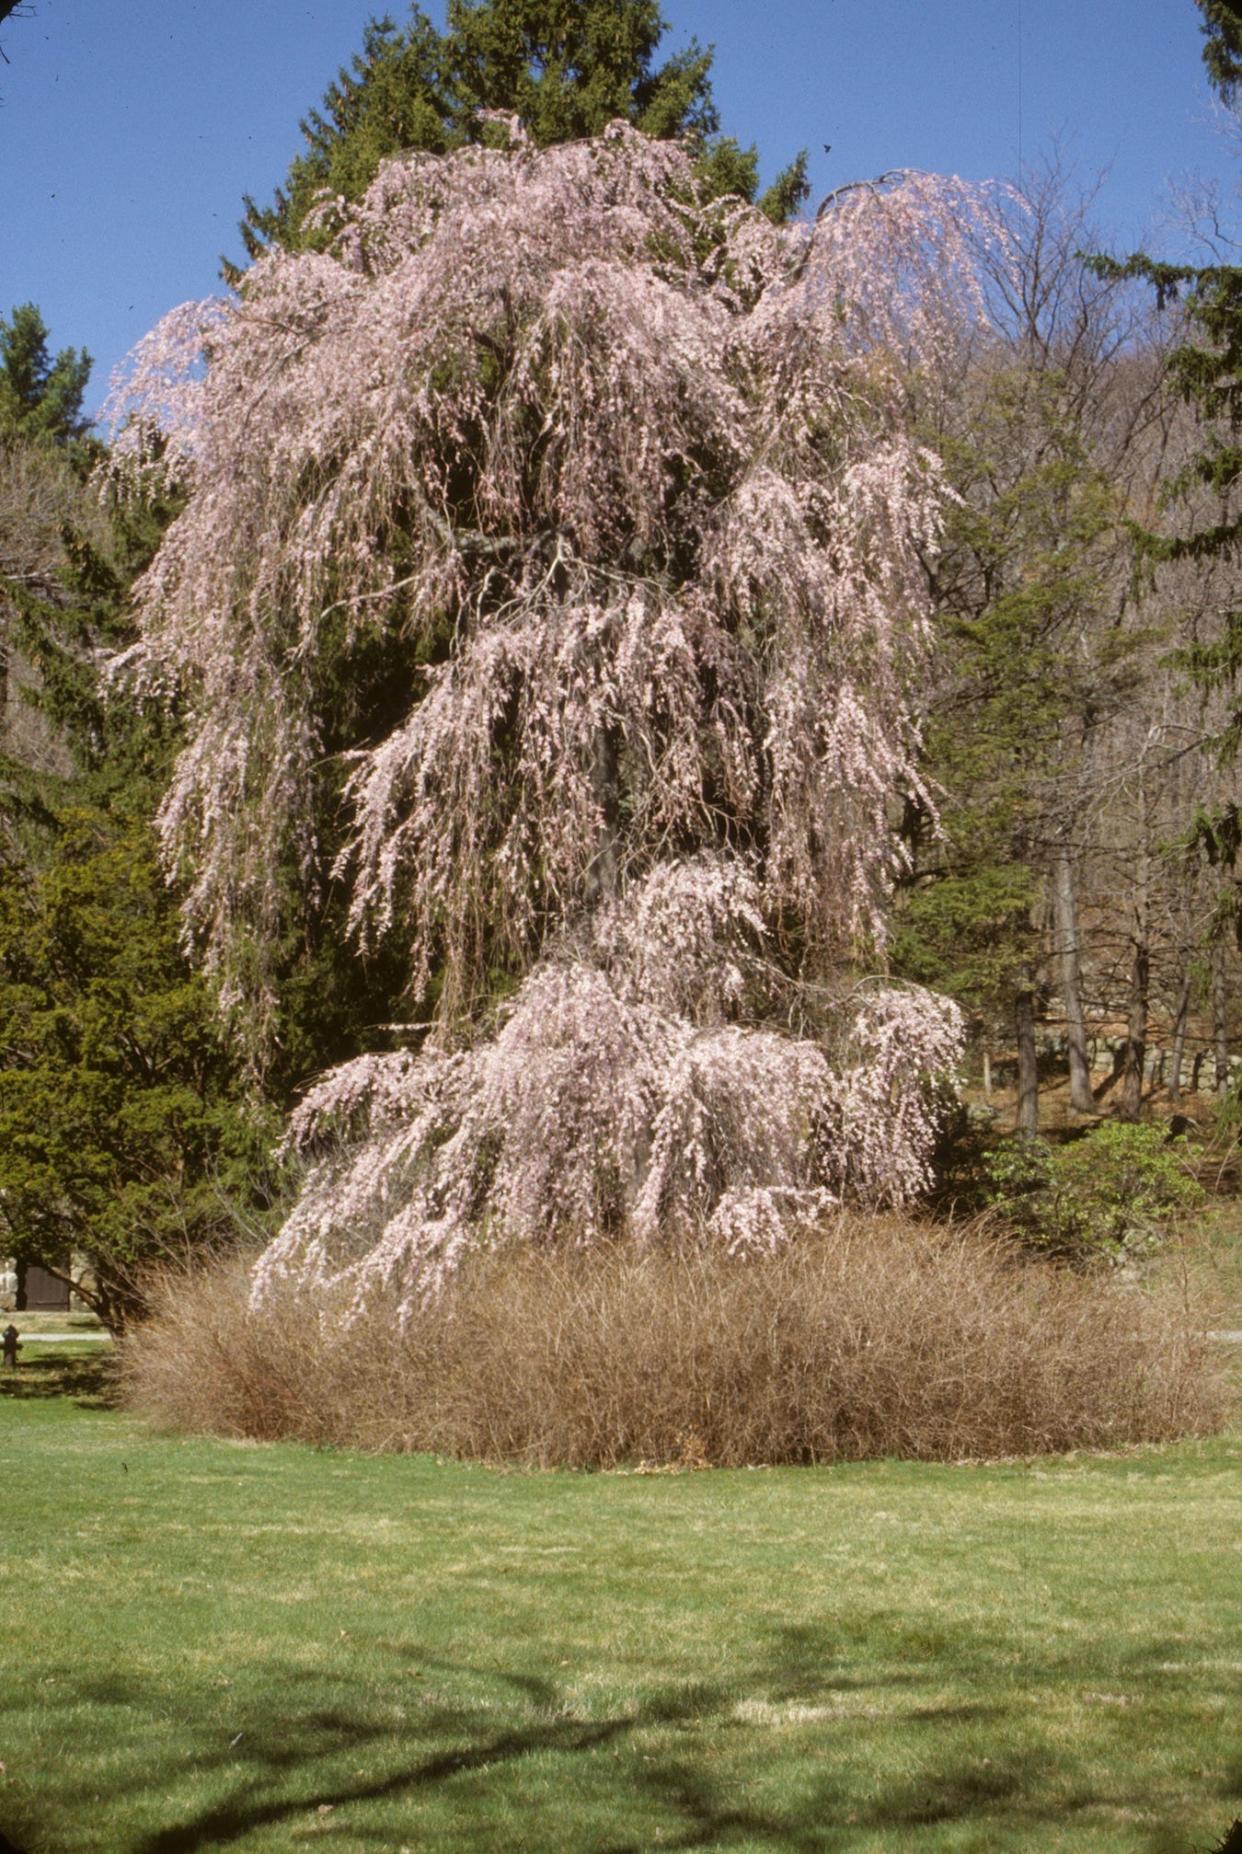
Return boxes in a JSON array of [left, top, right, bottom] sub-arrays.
[[0, 1310, 105, 1333], [1, 1349, 1239, 1852]]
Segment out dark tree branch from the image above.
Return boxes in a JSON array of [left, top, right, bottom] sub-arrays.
[[0, 0, 31, 69]]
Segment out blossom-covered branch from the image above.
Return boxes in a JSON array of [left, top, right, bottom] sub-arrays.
[[111, 126, 997, 1302]]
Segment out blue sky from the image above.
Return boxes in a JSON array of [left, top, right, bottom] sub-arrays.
[[1, 1, 1236, 424]]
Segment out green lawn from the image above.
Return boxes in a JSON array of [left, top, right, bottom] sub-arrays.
[[0, 1350, 1239, 1854], [0, 1311, 105, 1335]]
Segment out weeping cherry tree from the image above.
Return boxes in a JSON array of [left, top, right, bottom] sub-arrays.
[[109, 122, 1002, 1313]]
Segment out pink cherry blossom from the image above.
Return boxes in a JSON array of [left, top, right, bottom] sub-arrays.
[[110, 127, 993, 1306]]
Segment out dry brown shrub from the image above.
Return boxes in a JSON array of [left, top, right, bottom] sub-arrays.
[[120, 1215, 1231, 1467]]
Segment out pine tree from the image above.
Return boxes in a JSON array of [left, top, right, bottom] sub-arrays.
[[1, 381, 277, 1329], [0, 798, 279, 1331], [1200, 0, 1242, 101], [0, 304, 92, 448], [233, 0, 806, 269], [0, 533, 280, 1330]]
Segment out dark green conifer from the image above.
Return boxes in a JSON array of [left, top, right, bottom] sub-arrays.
[[0, 304, 92, 447], [233, 0, 805, 269]]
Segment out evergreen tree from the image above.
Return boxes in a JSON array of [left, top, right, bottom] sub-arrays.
[[236, 11, 452, 264], [1, 310, 104, 792], [0, 801, 278, 1330], [0, 304, 92, 448], [234, 0, 805, 268], [0, 426, 278, 1329], [1200, 0, 1242, 101]]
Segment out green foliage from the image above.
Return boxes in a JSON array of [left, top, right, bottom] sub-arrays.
[[1199, 0, 1242, 106], [3, 413, 409, 1124], [984, 1123, 1204, 1264], [3, 530, 178, 795], [235, 0, 807, 266], [236, 11, 453, 263], [0, 412, 280, 1327], [893, 367, 1130, 1029], [0, 303, 91, 447], [890, 863, 1038, 1011], [447, 0, 717, 144], [0, 807, 281, 1329]]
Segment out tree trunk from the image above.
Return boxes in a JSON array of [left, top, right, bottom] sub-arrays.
[[1119, 938, 1149, 1121], [1052, 844, 1094, 1113], [585, 724, 621, 906], [1118, 819, 1152, 1123], [981, 1047, 992, 1099], [1015, 976, 1039, 1138], [1168, 970, 1192, 1105], [1212, 938, 1230, 1096]]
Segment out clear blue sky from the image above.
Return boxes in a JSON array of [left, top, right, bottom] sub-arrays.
[[1, 1, 1236, 425]]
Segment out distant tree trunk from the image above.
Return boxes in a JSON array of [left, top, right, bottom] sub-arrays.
[[1015, 973, 1039, 1138], [981, 1046, 992, 1098], [1168, 970, 1192, 1104], [1119, 937, 1149, 1121], [1052, 844, 1094, 1113], [1212, 938, 1230, 1096]]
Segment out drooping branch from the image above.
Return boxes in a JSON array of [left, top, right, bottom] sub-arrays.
[[110, 126, 1000, 1304], [256, 865, 963, 1319]]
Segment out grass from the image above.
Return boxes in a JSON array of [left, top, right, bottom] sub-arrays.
[[1185, 1202, 1242, 1325], [0, 1310, 105, 1334], [1, 1345, 1240, 1853]]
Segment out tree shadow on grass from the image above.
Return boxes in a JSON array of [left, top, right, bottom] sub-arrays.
[[1, 1661, 666, 1853], [0, 1623, 1232, 1853], [595, 1748, 1036, 1854], [0, 1351, 118, 1409]]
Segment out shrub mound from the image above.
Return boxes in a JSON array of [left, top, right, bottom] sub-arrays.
[[121, 1216, 1228, 1468]]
